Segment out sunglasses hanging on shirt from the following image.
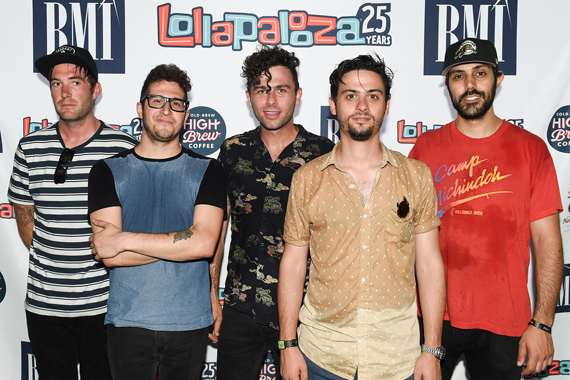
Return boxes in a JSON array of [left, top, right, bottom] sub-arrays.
[[54, 148, 75, 184]]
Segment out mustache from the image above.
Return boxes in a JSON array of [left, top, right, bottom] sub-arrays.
[[460, 89, 486, 101], [349, 112, 372, 118]]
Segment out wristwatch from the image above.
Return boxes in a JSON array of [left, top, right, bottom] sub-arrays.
[[421, 344, 446, 361], [278, 339, 298, 350]]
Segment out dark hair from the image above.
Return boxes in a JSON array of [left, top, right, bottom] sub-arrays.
[[445, 65, 501, 87], [140, 64, 192, 102], [329, 53, 393, 103], [48, 65, 98, 90], [241, 45, 300, 92]]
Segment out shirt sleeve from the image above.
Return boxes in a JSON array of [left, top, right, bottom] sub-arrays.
[[529, 140, 563, 222], [283, 170, 311, 246], [413, 163, 441, 234], [88, 160, 120, 215], [195, 159, 228, 219], [7, 142, 33, 205]]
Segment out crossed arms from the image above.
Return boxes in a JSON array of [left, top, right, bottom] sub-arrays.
[[89, 204, 224, 267]]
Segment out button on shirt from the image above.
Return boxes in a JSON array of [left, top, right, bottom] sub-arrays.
[[219, 125, 334, 328], [284, 141, 440, 380]]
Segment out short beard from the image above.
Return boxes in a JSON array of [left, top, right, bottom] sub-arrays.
[[451, 81, 496, 120], [347, 123, 374, 141], [341, 113, 382, 141]]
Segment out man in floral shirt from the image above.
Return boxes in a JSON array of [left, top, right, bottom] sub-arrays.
[[213, 45, 334, 380]]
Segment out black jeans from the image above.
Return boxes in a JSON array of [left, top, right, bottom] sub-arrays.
[[216, 305, 281, 380], [26, 310, 111, 380], [107, 324, 209, 380], [435, 320, 521, 380]]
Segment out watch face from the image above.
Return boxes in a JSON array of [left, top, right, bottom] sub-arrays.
[[436, 346, 446, 361]]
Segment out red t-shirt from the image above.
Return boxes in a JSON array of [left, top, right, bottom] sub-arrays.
[[409, 120, 562, 337]]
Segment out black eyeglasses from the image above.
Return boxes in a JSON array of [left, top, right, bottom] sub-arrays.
[[54, 148, 75, 184], [141, 94, 189, 112]]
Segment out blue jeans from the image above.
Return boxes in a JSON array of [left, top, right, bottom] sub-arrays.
[[302, 351, 414, 380], [107, 324, 209, 380]]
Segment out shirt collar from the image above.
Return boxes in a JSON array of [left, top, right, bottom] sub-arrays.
[[251, 124, 306, 146], [320, 140, 399, 171]]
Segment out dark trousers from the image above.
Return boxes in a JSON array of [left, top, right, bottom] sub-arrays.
[[107, 324, 209, 380], [430, 320, 521, 380], [216, 305, 281, 380], [26, 310, 112, 380]]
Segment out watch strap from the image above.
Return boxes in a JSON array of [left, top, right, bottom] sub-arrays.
[[528, 319, 552, 334], [278, 339, 298, 350], [421, 344, 446, 361]]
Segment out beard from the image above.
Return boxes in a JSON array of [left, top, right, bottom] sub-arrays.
[[451, 81, 497, 120], [340, 113, 383, 141]]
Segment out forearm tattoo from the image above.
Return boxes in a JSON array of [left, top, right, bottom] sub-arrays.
[[173, 229, 193, 243]]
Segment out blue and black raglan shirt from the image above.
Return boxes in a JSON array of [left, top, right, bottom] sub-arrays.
[[88, 147, 226, 331], [7, 122, 137, 317]]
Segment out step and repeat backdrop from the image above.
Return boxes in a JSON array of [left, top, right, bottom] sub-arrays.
[[1, 1, 569, 379]]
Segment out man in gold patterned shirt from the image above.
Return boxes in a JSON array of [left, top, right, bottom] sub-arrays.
[[278, 54, 446, 380]]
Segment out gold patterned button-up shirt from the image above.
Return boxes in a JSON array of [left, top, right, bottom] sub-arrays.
[[283, 141, 440, 380]]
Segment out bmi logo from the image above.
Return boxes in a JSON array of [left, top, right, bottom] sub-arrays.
[[557, 264, 570, 313], [320, 106, 340, 144], [423, 0, 517, 75], [33, 0, 126, 74], [21, 342, 38, 380]]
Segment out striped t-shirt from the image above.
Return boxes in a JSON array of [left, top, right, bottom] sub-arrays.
[[8, 121, 137, 317]]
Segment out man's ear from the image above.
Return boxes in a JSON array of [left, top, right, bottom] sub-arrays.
[[329, 97, 337, 116]]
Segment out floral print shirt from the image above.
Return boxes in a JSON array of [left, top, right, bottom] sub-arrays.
[[218, 125, 334, 329]]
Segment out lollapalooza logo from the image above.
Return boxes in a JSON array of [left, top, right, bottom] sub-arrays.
[[523, 360, 570, 378], [547, 106, 570, 153], [32, 0, 126, 74], [423, 0, 517, 75], [396, 118, 524, 144], [21, 117, 142, 141], [158, 3, 393, 50]]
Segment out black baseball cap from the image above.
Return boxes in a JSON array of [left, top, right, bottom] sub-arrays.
[[441, 38, 499, 76], [35, 45, 98, 81]]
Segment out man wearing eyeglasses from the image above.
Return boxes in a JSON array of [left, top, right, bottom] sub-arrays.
[[7, 45, 137, 379], [88, 63, 226, 379], [409, 38, 563, 379]]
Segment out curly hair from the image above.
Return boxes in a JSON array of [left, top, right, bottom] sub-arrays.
[[329, 53, 393, 103], [241, 45, 300, 92], [139, 64, 192, 102]]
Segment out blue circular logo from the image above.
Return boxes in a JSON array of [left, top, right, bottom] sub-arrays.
[[179, 106, 226, 156], [547, 106, 570, 153], [0, 271, 6, 304]]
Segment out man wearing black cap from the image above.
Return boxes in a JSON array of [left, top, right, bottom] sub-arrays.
[[409, 38, 563, 379], [8, 45, 137, 379]]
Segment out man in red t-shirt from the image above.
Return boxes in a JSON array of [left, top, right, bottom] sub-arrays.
[[409, 38, 563, 380]]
